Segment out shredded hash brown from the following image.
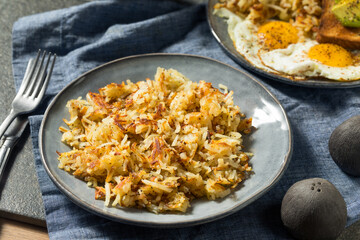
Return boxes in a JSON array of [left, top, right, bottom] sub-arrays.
[[58, 67, 253, 213], [214, 0, 322, 40]]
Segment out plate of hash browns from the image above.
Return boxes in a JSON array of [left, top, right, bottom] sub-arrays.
[[40, 53, 292, 227], [208, 0, 360, 88]]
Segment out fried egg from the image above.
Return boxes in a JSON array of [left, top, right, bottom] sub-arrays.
[[261, 42, 360, 81], [214, 8, 360, 81]]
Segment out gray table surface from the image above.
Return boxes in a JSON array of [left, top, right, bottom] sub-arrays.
[[0, 0, 359, 239]]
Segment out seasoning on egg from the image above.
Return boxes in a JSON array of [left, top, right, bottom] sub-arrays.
[[257, 21, 299, 50], [308, 43, 353, 67]]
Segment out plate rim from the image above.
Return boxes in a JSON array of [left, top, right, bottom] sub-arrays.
[[206, 0, 360, 89], [39, 53, 293, 227]]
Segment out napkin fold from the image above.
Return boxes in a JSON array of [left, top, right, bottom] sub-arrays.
[[12, 0, 360, 239]]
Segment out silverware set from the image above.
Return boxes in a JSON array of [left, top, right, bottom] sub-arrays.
[[0, 50, 56, 181]]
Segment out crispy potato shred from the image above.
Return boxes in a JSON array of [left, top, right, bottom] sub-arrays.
[[58, 67, 253, 213], [214, 0, 322, 39]]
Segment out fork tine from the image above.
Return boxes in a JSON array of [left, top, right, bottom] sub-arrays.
[[0, 50, 56, 140], [24, 50, 46, 97], [31, 52, 52, 98], [36, 53, 56, 99], [23, 58, 35, 80], [18, 50, 41, 95]]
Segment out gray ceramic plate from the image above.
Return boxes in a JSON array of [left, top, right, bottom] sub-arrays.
[[39, 53, 292, 227], [207, 0, 360, 88]]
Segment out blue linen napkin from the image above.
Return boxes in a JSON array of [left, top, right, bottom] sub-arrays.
[[12, 0, 360, 239]]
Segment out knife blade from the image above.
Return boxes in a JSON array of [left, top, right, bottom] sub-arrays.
[[0, 116, 29, 180]]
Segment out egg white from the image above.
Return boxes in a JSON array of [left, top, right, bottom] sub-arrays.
[[215, 8, 275, 73], [260, 41, 360, 81], [214, 8, 360, 81]]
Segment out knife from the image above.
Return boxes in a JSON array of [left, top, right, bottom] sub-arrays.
[[0, 116, 29, 180]]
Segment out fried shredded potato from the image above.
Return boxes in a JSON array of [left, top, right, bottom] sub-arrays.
[[58, 67, 253, 213], [214, 0, 322, 39]]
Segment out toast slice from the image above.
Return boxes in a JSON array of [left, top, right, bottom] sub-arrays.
[[317, 0, 360, 49]]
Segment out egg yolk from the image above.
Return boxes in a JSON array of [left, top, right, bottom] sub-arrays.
[[257, 21, 299, 50], [308, 44, 353, 67]]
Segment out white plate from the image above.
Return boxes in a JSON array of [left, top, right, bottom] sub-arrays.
[[39, 53, 292, 227]]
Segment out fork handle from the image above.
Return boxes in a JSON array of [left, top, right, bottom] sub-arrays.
[[0, 109, 18, 140], [0, 138, 13, 182]]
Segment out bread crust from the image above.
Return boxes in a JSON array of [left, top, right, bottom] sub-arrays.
[[317, 0, 360, 49]]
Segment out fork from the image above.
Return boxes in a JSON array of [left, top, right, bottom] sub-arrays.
[[0, 50, 56, 139]]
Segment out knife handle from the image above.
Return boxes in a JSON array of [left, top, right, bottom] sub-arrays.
[[0, 137, 17, 181]]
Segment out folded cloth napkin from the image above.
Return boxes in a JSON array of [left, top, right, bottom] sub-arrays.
[[12, 0, 360, 239]]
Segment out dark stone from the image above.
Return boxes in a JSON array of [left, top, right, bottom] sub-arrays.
[[281, 178, 347, 240], [329, 115, 360, 176]]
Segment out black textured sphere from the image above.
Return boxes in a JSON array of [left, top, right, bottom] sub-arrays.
[[329, 115, 360, 176], [281, 178, 347, 240]]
